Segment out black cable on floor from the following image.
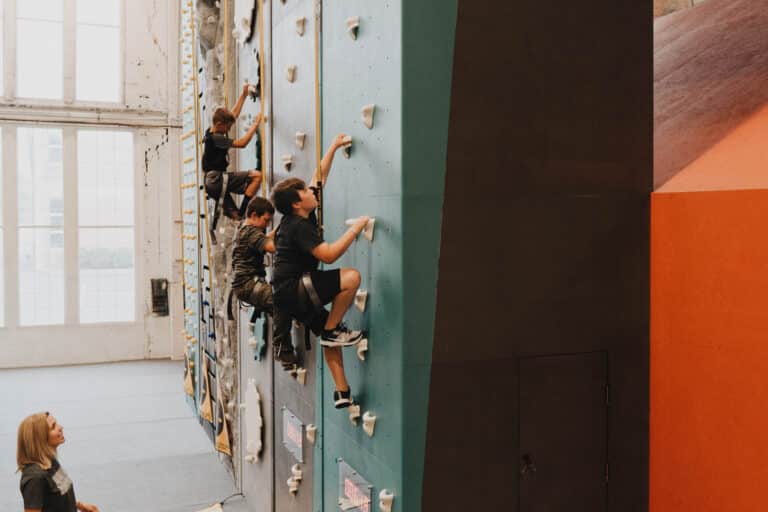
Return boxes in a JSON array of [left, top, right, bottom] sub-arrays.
[[220, 492, 245, 506]]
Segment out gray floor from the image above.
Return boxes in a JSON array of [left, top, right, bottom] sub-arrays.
[[0, 361, 249, 512]]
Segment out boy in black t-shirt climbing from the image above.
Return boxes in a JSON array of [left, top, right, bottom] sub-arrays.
[[203, 83, 263, 220], [271, 134, 369, 409], [231, 197, 296, 369]]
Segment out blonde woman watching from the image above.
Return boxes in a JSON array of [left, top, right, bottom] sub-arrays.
[[17, 412, 99, 512]]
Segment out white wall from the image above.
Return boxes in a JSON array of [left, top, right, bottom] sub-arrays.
[[0, 0, 183, 367]]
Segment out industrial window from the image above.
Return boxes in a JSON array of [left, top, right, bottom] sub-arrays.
[[0, 4, 4, 97], [0, 128, 3, 327], [17, 127, 65, 326], [7, 126, 135, 327], [12, 0, 123, 103], [77, 130, 134, 323], [76, 0, 122, 102], [16, 0, 64, 100]]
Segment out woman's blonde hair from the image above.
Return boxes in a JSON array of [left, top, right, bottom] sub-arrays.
[[17, 412, 56, 471]]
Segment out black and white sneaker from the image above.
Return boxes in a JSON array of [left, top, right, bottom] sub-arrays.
[[333, 389, 353, 409], [320, 323, 363, 347]]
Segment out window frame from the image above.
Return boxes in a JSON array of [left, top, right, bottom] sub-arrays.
[[1, 122, 140, 329], [2, 0, 126, 107]]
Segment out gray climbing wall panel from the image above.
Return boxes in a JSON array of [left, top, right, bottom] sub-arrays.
[[271, 2, 318, 510], [236, 0, 275, 508]]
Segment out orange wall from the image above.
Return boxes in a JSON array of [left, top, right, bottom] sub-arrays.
[[651, 189, 768, 511]]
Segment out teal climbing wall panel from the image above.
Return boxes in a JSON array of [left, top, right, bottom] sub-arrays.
[[320, 0, 405, 510]]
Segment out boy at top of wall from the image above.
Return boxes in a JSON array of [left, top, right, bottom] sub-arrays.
[[203, 83, 263, 220], [271, 134, 369, 409], [230, 196, 296, 369]]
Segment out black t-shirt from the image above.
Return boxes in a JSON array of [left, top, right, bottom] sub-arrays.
[[272, 211, 323, 288], [202, 128, 233, 172], [20, 459, 77, 512], [231, 224, 268, 290]]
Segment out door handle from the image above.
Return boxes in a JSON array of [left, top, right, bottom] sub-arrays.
[[520, 453, 537, 477]]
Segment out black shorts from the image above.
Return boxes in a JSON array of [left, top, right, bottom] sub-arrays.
[[274, 269, 341, 336], [204, 170, 254, 199]]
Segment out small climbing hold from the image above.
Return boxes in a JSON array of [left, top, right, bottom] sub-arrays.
[[291, 464, 303, 482], [282, 154, 294, 171], [345, 217, 375, 241], [354, 290, 368, 312], [245, 454, 256, 463], [349, 404, 361, 426], [341, 135, 353, 159], [306, 424, 317, 444], [357, 338, 369, 361], [296, 367, 307, 385], [379, 490, 395, 512], [286, 65, 297, 83], [295, 132, 306, 150], [361, 104, 376, 129], [247, 336, 258, 348], [346, 16, 360, 40], [296, 17, 306, 36], [287, 477, 299, 495], [362, 411, 377, 437]]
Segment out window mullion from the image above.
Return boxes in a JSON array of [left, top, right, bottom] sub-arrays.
[[4, 126, 18, 327], [63, 126, 79, 324], [4, 0, 16, 99], [63, 0, 76, 104]]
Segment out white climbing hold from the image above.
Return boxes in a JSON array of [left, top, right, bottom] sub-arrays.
[[379, 490, 394, 512], [354, 290, 368, 312], [291, 463, 303, 482], [341, 135, 353, 159], [286, 65, 297, 83], [245, 453, 256, 463], [247, 84, 258, 96], [361, 103, 376, 129], [345, 217, 376, 242], [357, 338, 369, 361], [296, 367, 307, 385], [363, 411, 377, 437], [244, 380, 263, 461], [296, 17, 306, 36], [346, 16, 360, 40], [349, 404, 361, 426], [306, 424, 317, 444], [282, 154, 294, 171], [287, 477, 299, 495], [295, 132, 306, 150]]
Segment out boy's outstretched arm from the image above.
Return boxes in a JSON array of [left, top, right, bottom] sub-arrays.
[[311, 216, 369, 264], [230, 83, 250, 119], [313, 133, 348, 187], [231, 112, 263, 148]]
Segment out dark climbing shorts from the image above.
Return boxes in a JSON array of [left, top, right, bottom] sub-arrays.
[[234, 278, 273, 311], [204, 170, 254, 200], [273, 269, 341, 336]]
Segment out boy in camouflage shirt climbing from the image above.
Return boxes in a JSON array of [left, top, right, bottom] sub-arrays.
[[231, 197, 296, 369]]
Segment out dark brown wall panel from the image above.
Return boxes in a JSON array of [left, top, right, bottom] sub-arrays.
[[423, 1, 651, 510]]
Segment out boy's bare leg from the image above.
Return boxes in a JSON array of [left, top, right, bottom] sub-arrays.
[[324, 268, 360, 330], [323, 347, 349, 390], [245, 170, 262, 197]]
